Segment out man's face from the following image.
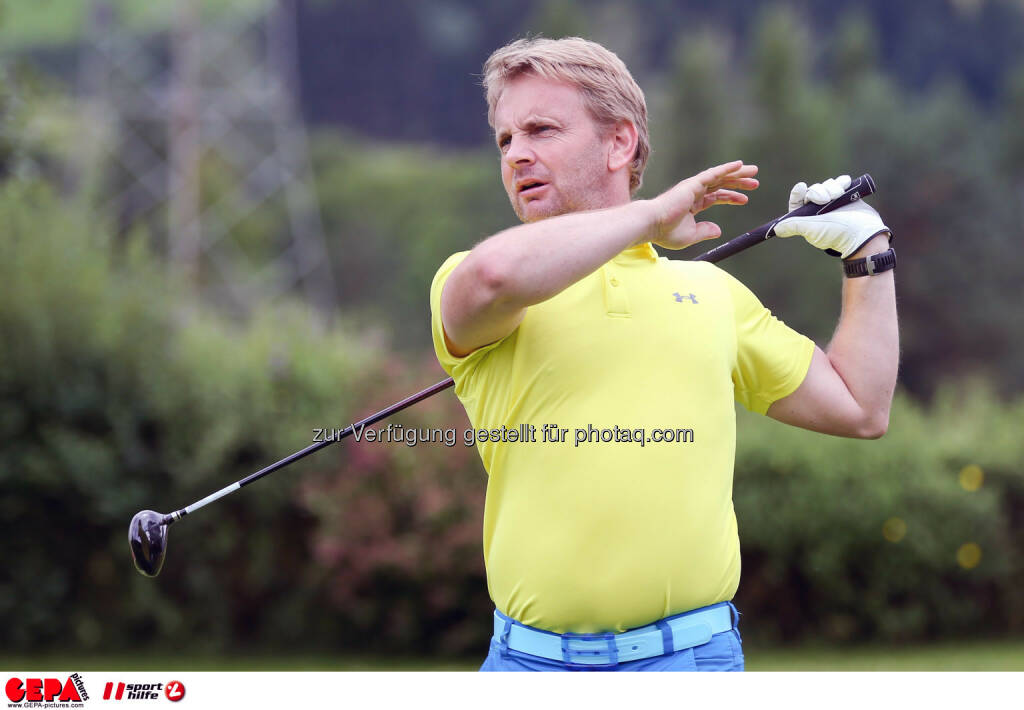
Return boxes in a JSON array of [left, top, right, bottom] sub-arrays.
[[493, 74, 614, 222]]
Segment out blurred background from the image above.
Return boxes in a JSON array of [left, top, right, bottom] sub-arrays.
[[2, 0, 1023, 670]]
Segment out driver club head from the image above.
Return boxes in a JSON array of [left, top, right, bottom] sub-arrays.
[[129, 509, 169, 577]]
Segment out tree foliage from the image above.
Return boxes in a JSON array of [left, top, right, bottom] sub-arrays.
[[642, 8, 1024, 395]]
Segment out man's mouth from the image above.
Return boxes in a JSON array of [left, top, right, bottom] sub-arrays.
[[517, 180, 547, 196]]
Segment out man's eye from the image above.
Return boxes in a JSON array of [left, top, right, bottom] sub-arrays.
[[535, 125, 553, 133]]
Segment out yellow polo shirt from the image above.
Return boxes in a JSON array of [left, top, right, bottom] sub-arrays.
[[430, 242, 814, 633]]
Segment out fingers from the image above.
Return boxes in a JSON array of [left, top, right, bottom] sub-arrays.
[[695, 161, 759, 190], [684, 162, 757, 215], [696, 160, 742, 184], [692, 220, 723, 242], [700, 189, 748, 211], [788, 182, 808, 212], [720, 177, 759, 191], [805, 175, 851, 205], [656, 162, 757, 234]]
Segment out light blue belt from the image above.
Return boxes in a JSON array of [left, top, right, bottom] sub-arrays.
[[492, 602, 735, 667]]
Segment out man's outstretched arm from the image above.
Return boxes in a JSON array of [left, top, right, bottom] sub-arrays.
[[441, 161, 758, 357]]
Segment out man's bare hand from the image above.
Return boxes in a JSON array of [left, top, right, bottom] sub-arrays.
[[646, 161, 759, 250]]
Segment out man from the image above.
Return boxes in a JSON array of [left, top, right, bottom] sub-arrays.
[[429, 37, 897, 671]]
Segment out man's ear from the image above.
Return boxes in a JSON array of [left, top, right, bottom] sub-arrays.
[[607, 119, 638, 174]]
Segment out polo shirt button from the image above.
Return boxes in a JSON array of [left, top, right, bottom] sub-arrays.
[[610, 278, 620, 287]]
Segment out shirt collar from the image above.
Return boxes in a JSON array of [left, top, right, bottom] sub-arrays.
[[612, 241, 658, 264]]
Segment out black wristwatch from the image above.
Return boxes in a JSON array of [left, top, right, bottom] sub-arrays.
[[843, 247, 896, 277]]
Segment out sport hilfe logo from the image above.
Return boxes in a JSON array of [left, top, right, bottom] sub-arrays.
[[102, 680, 185, 702], [164, 681, 185, 702], [5, 674, 88, 703]]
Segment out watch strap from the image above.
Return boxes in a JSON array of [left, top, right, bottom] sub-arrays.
[[843, 247, 896, 277]]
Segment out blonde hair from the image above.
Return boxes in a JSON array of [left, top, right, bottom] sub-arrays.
[[483, 36, 650, 194]]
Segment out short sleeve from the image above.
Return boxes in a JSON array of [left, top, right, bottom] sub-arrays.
[[429, 251, 510, 379], [722, 270, 816, 414]]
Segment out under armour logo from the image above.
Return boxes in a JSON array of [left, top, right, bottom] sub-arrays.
[[673, 292, 698, 304]]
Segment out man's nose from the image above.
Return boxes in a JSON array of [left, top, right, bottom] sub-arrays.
[[504, 135, 535, 168]]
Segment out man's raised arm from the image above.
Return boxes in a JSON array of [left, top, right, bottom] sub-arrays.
[[767, 177, 899, 438]]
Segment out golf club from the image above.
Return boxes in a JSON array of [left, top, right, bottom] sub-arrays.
[[130, 173, 877, 577]]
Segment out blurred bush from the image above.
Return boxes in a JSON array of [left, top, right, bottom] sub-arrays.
[[296, 373, 488, 655], [0, 179, 485, 654], [733, 382, 1024, 644]]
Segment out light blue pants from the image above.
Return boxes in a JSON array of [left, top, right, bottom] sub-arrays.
[[480, 603, 745, 672]]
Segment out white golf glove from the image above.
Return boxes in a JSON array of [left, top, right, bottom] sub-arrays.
[[774, 174, 890, 259]]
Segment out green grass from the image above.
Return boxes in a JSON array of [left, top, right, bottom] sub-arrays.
[[0, 654, 475, 672], [4, 640, 1023, 671], [744, 640, 1024, 671]]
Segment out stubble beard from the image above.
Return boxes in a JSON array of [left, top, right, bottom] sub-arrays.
[[512, 157, 611, 224], [514, 187, 569, 223]]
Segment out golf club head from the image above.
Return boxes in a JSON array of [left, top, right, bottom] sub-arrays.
[[129, 509, 168, 577]]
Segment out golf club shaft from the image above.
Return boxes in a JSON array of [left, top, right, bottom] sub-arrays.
[[164, 173, 876, 524], [163, 377, 456, 523]]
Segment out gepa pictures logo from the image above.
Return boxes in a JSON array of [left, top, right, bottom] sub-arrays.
[[5, 674, 88, 705], [102, 680, 185, 702]]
